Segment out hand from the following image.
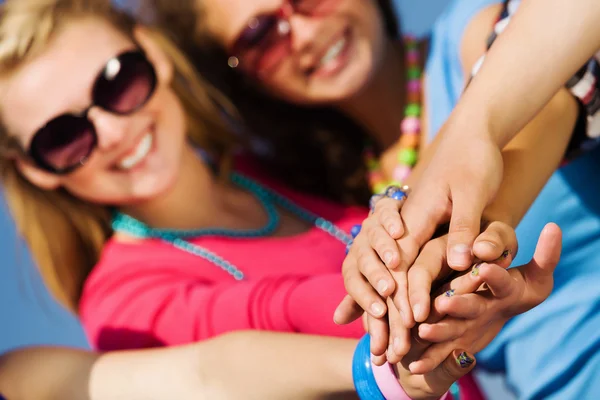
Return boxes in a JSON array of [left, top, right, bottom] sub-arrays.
[[395, 348, 477, 400], [396, 128, 504, 272], [336, 194, 407, 325], [408, 220, 516, 323], [335, 208, 517, 365], [407, 223, 562, 374]]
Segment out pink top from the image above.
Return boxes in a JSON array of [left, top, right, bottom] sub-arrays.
[[79, 159, 484, 399], [80, 162, 366, 351]]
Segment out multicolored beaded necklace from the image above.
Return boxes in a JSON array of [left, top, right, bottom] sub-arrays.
[[112, 172, 353, 280], [365, 36, 422, 194]]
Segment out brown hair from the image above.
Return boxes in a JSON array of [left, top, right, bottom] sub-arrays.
[[149, 0, 401, 205], [0, 0, 237, 310]]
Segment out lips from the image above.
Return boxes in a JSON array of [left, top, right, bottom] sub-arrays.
[[306, 26, 351, 78]]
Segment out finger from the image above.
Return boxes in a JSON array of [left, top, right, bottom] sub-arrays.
[[333, 295, 365, 325], [409, 340, 457, 374], [432, 292, 486, 321], [342, 254, 386, 319], [418, 316, 469, 343], [366, 222, 402, 272], [431, 256, 511, 302], [431, 263, 482, 301], [422, 350, 476, 394], [446, 189, 488, 270], [477, 263, 515, 299], [372, 353, 387, 366], [396, 183, 451, 270], [375, 196, 406, 239], [472, 220, 518, 266], [367, 315, 390, 362], [407, 238, 447, 323], [355, 233, 397, 297], [389, 269, 414, 328], [520, 223, 562, 307], [385, 297, 411, 364]]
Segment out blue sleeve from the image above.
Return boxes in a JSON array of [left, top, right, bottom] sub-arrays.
[[425, 0, 503, 138], [478, 147, 600, 399]]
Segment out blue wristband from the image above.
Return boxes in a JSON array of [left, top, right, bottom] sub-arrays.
[[352, 334, 386, 400]]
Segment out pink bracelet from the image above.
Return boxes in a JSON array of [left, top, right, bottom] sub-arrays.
[[371, 361, 451, 400]]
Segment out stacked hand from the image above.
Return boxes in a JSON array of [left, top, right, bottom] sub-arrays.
[[335, 192, 562, 398]]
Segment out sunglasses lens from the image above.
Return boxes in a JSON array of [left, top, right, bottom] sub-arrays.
[[232, 15, 280, 71], [93, 51, 157, 114], [30, 115, 96, 173]]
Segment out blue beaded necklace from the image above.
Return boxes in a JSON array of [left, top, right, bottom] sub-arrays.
[[112, 172, 353, 280]]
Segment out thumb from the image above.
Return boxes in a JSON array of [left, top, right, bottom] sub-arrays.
[[520, 222, 562, 308], [446, 188, 488, 270], [424, 350, 476, 397], [398, 187, 451, 270]]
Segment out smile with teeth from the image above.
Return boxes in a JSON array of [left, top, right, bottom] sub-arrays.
[[118, 132, 153, 170], [319, 37, 346, 67]]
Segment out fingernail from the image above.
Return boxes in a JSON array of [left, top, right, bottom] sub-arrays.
[[413, 304, 422, 320], [333, 309, 342, 324], [471, 262, 482, 276], [383, 252, 394, 265], [449, 244, 471, 267], [444, 289, 455, 297], [498, 249, 511, 260], [377, 280, 389, 295], [456, 351, 474, 368], [388, 225, 398, 236], [371, 302, 384, 316]]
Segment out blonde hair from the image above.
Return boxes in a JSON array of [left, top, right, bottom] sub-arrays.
[[0, 0, 237, 311]]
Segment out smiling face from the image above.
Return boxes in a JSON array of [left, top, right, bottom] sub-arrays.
[[0, 17, 189, 205], [202, 0, 389, 105]]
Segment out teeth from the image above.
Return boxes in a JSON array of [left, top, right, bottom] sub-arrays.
[[118, 133, 152, 170], [319, 38, 346, 66]]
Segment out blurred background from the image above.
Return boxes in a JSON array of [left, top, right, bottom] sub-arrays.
[[0, 0, 448, 353]]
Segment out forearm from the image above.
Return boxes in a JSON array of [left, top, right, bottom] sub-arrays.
[[190, 331, 358, 400], [482, 88, 579, 226], [0, 347, 99, 400], [456, 0, 600, 148], [0, 332, 358, 400]]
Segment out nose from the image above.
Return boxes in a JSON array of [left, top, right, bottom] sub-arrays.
[[288, 15, 322, 70], [87, 106, 129, 150]]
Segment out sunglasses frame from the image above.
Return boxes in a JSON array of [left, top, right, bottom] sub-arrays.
[[26, 49, 158, 175], [228, 0, 338, 74]]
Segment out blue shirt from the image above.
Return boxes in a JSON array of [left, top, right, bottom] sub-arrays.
[[426, 1, 600, 399]]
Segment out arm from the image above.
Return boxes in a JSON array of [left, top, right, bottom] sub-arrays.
[[338, 3, 578, 328], [395, 2, 580, 270], [463, 0, 600, 147], [80, 270, 363, 350], [395, 0, 600, 271], [0, 331, 358, 400]]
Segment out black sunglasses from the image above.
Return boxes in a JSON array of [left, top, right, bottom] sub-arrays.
[[24, 50, 157, 174]]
